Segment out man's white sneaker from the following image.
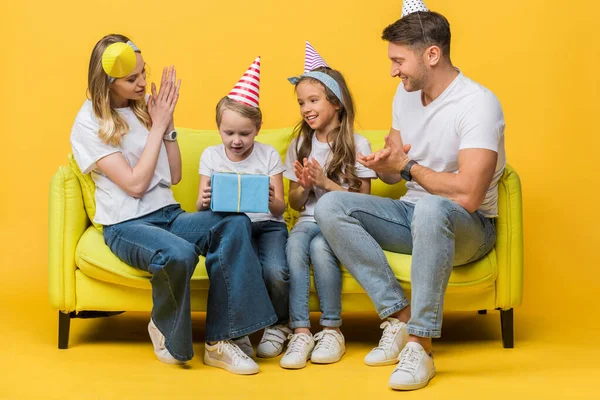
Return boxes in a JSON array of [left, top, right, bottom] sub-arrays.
[[257, 324, 292, 358], [232, 335, 254, 358], [389, 342, 436, 390], [203, 340, 259, 375], [311, 330, 346, 364], [279, 333, 315, 369], [364, 317, 408, 366], [147, 319, 186, 365]]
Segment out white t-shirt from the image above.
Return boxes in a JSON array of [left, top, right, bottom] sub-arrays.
[[284, 133, 377, 224], [392, 72, 506, 217], [70, 100, 177, 225], [199, 142, 286, 223]]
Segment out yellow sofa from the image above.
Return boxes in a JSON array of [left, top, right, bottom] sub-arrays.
[[48, 128, 523, 349]]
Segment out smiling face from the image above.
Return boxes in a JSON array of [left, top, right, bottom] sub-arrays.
[[218, 108, 259, 161], [388, 42, 429, 92], [109, 52, 147, 107], [296, 80, 340, 137]]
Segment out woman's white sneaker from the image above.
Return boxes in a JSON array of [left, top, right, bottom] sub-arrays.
[[388, 342, 436, 390], [311, 330, 346, 364], [364, 317, 408, 366], [232, 335, 255, 358], [204, 340, 259, 375], [279, 333, 315, 369], [147, 319, 186, 365], [257, 325, 292, 358]]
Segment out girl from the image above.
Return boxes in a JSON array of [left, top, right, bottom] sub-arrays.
[[280, 66, 376, 369], [70, 35, 276, 375], [197, 68, 291, 359]]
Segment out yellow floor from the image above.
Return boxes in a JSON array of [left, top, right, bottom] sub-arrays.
[[2, 287, 599, 400]]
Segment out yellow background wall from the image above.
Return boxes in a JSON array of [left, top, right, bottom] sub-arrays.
[[1, 0, 599, 329]]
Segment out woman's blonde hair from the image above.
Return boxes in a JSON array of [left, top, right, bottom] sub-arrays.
[[215, 96, 262, 129], [291, 67, 361, 191], [87, 34, 151, 146]]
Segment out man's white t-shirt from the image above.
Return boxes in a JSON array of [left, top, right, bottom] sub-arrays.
[[199, 142, 286, 223], [284, 133, 377, 224], [392, 72, 506, 217], [70, 100, 177, 226]]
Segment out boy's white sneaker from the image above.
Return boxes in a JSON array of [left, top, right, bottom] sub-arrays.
[[257, 324, 292, 358], [279, 333, 314, 369], [147, 319, 186, 365], [232, 335, 255, 358], [311, 329, 346, 364], [203, 340, 259, 375], [389, 342, 436, 390], [364, 317, 408, 366]]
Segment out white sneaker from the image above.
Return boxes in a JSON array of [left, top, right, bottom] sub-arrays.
[[203, 340, 259, 375], [364, 317, 408, 366], [389, 342, 436, 390], [311, 330, 346, 364], [279, 333, 315, 369], [257, 324, 292, 358], [232, 336, 255, 358], [147, 319, 186, 365]]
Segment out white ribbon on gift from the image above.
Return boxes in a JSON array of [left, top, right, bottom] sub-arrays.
[[214, 171, 269, 213]]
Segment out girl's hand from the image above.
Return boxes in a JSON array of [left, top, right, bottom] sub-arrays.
[[306, 157, 329, 189], [200, 185, 212, 209], [148, 66, 181, 133], [293, 159, 313, 189]]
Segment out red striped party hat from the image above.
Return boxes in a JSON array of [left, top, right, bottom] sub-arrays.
[[228, 56, 261, 108]]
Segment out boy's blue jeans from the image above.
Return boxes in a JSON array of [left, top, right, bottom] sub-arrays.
[[103, 205, 277, 362]]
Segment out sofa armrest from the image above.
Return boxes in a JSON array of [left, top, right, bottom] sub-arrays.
[[494, 165, 524, 309], [48, 166, 90, 311]]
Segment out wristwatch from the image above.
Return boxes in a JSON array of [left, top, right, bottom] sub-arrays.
[[401, 159, 418, 181], [163, 130, 178, 141]]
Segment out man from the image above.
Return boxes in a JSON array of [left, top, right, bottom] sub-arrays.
[[314, 0, 505, 391]]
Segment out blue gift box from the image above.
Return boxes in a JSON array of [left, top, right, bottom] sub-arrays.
[[210, 172, 270, 213]]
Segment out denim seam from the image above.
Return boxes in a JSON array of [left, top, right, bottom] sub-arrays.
[[320, 317, 342, 328], [407, 326, 441, 338], [213, 229, 234, 335], [378, 299, 410, 319]]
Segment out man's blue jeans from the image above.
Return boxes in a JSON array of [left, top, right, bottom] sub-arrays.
[[286, 221, 342, 329], [103, 205, 277, 362], [315, 193, 496, 338], [251, 220, 290, 325]]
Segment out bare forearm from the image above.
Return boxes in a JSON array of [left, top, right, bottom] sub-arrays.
[[269, 198, 286, 217], [289, 186, 311, 211], [376, 171, 403, 185], [164, 140, 182, 184]]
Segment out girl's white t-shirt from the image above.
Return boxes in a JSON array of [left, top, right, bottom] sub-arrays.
[[199, 142, 286, 223], [284, 133, 376, 224], [70, 100, 177, 225]]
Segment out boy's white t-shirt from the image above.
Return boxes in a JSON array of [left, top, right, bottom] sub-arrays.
[[70, 100, 177, 225], [284, 133, 377, 224], [199, 142, 286, 223], [392, 72, 506, 217]]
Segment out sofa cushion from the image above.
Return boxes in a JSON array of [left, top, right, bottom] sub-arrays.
[[76, 226, 497, 293], [68, 154, 103, 231]]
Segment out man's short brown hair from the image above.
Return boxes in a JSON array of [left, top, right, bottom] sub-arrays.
[[382, 11, 451, 59]]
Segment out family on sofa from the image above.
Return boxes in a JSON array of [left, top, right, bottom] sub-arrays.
[[69, 0, 506, 391]]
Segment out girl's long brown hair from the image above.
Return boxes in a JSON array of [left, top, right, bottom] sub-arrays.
[[292, 67, 361, 191]]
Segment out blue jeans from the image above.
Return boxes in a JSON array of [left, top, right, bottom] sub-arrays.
[[315, 193, 496, 338], [251, 220, 289, 325], [286, 221, 342, 329], [103, 205, 277, 362]]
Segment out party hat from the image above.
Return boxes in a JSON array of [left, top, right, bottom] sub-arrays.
[[304, 41, 329, 73], [102, 42, 137, 79], [402, 0, 429, 17], [227, 56, 261, 108]]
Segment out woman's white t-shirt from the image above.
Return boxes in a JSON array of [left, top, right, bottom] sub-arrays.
[[70, 100, 177, 225], [199, 142, 286, 223], [284, 133, 376, 224]]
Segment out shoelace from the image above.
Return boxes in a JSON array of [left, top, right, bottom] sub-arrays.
[[314, 331, 341, 352], [396, 347, 420, 373], [262, 326, 290, 346], [376, 320, 401, 350], [286, 333, 311, 354], [216, 340, 250, 365]]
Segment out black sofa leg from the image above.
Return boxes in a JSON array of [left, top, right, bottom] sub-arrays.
[[58, 311, 72, 349], [500, 308, 514, 348], [478, 310, 487, 315]]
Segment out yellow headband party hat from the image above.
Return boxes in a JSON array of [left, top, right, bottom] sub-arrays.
[[102, 41, 139, 82]]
